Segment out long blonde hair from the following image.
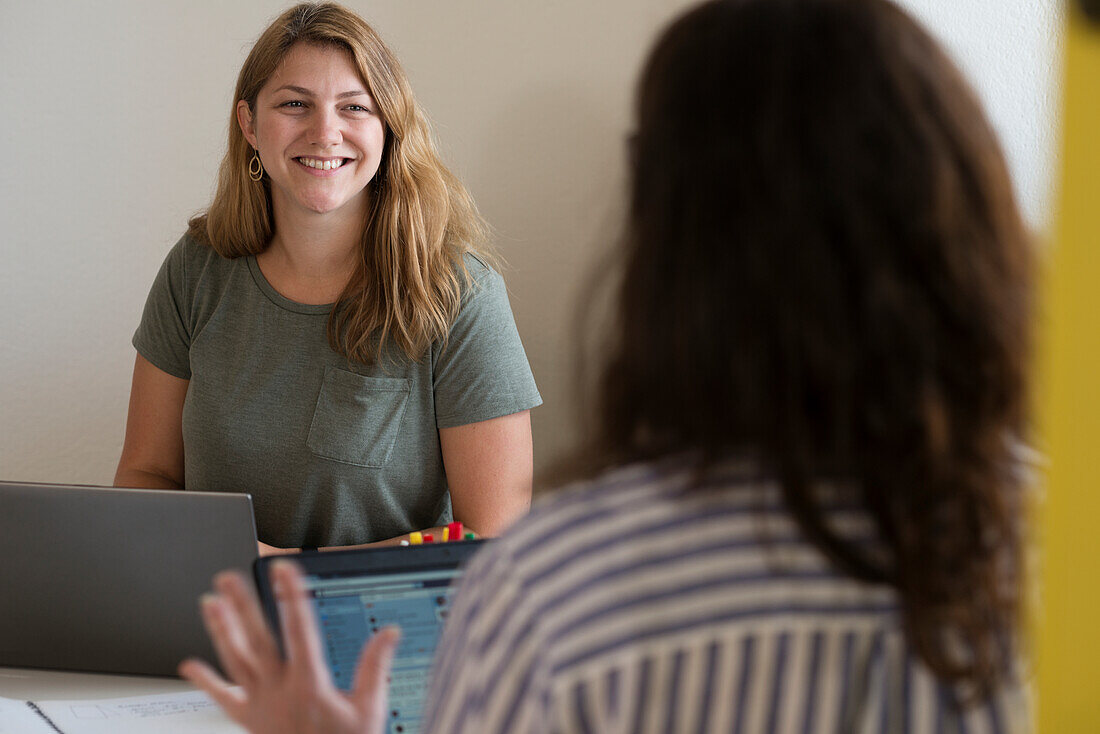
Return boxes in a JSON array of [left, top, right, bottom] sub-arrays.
[[188, 2, 490, 364]]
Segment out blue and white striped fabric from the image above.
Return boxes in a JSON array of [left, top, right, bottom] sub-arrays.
[[422, 457, 1029, 733]]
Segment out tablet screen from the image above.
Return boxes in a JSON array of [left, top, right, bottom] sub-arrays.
[[307, 566, 460, 730], [255, 542, 484, 734]]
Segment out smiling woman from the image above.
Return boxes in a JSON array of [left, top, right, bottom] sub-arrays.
[[113, 2, 541, 553]]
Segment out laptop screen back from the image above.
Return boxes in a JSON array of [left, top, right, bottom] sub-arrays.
[[0, 481, 258, 676]]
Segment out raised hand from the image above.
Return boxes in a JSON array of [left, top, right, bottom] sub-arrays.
[[180, 561, 399, 734]]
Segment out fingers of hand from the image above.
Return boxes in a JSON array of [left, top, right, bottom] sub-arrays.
[[351, 626, 401, 719], [178, 657, 247, 720], [200, 592, 263, 688], [214, 571, 279, 669], [272, 561, 329, 677]]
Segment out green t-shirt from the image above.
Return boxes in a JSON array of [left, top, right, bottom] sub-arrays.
[[133, 235, 541, 547]]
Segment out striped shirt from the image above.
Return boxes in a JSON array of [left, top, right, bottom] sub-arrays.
[[422, 457, 1029, 733]]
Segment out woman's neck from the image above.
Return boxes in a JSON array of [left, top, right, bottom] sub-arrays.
[[259, 204, 367, 305]]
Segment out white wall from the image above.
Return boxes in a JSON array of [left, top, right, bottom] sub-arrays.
[[0, 0, 1060, 485], [901, 0, 1061, 228]]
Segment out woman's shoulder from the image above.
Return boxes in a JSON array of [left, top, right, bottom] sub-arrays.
[[479, 458, 714, 568], [162, 231, 233, 269], [446, 250, 510, 317], [480, 454, 864, 583], [524, 455, 762, 517], [149, 232, 248, 306], [170, 231, 250, 273], [458, 250, 502, 290]]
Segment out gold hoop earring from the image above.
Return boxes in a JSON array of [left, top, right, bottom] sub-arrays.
[[248, 151, 264, 182]]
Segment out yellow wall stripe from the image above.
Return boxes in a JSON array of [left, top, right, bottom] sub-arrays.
[[1036, 2, 1100, 730]]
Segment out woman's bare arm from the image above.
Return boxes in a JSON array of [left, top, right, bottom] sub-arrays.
[[438, 410, 533, 537], [114, 353, 188, 490]]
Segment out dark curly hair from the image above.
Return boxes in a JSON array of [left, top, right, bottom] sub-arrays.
[[585, 0, 1032, 694]]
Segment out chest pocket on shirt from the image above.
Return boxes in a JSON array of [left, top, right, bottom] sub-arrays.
[[307, 368, 410, 468]]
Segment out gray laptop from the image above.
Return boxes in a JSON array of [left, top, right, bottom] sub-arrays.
[[0, 481, 258, 676]]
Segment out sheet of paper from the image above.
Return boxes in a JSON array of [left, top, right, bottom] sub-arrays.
[[33, 690, 243, 734], [0, 696, 57, 734]]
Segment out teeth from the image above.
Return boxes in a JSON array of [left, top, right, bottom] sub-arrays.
[[299, 157, 344, 170]]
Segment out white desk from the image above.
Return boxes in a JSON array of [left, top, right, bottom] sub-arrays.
[[0, 666, 194, 701], [0, 666, 243, 733]]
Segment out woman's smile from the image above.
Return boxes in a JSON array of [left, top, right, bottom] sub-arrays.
[[295, 156, 352, 173]]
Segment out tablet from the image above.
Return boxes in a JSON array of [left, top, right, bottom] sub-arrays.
[[254, 540, 485, 732]]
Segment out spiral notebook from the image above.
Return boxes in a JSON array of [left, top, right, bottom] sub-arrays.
[[0, 691, 240, 733]]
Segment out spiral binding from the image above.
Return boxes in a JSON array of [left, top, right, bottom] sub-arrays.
[[25, 700, 65, 734]]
